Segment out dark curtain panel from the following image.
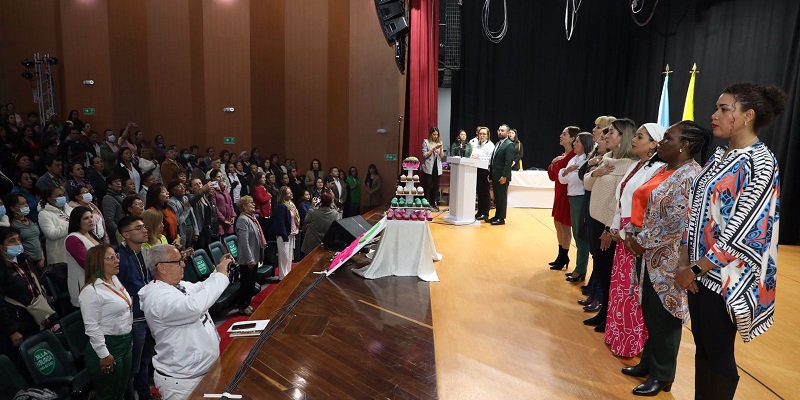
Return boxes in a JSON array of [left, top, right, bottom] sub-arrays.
[[451, 0, 799, 244]]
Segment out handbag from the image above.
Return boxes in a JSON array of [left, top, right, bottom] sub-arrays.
[[4, 273, 57, 328]]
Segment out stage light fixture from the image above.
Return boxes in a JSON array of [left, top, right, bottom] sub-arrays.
[[21, 71, 33, 80], [47, 57, 59, 65], [21, 59, 34, 68]]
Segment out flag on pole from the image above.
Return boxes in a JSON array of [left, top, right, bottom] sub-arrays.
[[682, 63, 698, 121], [657, 64, 672, 129]]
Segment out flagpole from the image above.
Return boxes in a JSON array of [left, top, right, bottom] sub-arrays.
[[657, 64, 673, 129], [682, 63, 699, 121]]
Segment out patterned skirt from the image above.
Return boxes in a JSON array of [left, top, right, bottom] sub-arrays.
[[604, 217, 648, 357]]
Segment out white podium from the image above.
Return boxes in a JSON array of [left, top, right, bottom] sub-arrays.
[[444, 156, 488, 225]]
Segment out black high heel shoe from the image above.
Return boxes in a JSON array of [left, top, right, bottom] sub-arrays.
[[632, 378, 673, 396], [565, 273, 585, 282], [549, 257, 570, 270], [549, 247, 569, 270]]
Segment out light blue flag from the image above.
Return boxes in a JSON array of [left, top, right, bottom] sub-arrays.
[[657, 73, 670, 129]]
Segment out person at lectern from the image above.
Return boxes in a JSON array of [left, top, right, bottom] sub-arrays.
[[469, 126, 494, 220], [139, 244, 233, 400], [486, 124, 515, 225], [450, 129, 472, 157], [421, 126, 446, 211]]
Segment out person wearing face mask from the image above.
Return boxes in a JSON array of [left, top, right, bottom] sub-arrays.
[[11, 171, 39, 224], [5, 194, 44, 270], [68, 186, 109, 244], [38, 186, 74, 267], [100, 129, 121, 173], [0, 226, 56, 372], [0, 198, 8, 227]]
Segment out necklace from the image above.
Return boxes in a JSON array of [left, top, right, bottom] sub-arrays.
[[664, 158, 693, 171]]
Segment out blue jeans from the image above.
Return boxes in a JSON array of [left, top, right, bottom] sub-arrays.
[[127, 320, 155, 400]]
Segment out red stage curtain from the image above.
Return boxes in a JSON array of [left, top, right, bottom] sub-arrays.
[[406, 0, 439, 159]]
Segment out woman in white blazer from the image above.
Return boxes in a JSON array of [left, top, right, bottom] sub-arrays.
[[37, 186, 74, 266]]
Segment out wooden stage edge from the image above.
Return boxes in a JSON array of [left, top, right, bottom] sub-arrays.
[[193, 207, 798, 399]]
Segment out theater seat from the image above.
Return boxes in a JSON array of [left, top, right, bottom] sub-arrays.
[[0, 354, 28, 400], [18, 331, 91, 398], [190, 249, 239, 316], [59, 310, 88, 365]]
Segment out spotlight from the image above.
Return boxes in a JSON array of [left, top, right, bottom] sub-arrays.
[[21, 71, 33, 80], [21, 59, 34, 68], [47, 57, 59, 65]]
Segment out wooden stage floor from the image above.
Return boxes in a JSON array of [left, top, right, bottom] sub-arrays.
[[194, 207, 797, 399]]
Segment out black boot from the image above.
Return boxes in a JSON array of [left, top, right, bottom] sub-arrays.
[[549, 247, 570, 270], [548, 246, 561, 266], [632, 378, 672, 396]]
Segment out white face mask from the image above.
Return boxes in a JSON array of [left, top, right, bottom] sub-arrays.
[[82, 193, 94, 203]]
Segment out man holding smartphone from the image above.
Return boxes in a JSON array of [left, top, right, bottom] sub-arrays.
[[139, 244, 233, 400]]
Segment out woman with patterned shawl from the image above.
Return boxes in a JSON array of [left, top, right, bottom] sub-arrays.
[[623, 121, 711, 396], [676, 83, 785, 399]]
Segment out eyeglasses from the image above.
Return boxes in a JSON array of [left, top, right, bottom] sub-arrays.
[[124, 224, 146, 232], [157, 259, 184, 266], [104, 253, 120, 261]]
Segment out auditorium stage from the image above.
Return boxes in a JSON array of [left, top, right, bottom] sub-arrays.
[[194, 208, 796, 399]]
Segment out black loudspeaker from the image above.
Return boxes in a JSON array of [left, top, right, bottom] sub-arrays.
[[322, 215, 372, 251], [375, 0, 409, 42]]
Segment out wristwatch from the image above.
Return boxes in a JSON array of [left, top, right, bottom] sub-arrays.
[[690, 264, 703, 276]]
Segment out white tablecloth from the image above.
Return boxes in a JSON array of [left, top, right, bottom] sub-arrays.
[[508, 170, 555, 208], [352, 220, 441, 281]]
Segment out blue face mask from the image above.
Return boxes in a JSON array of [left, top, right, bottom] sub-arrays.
[[82, 193, 93, 203], [55, 196, 67, 208], [0, 206, 5, 218], [19, 206, 30, 216], [5, 245, 23, 258], [184, 154, 191, 160]]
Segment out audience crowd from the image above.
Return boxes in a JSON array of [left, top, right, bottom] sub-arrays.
[[0, 102, 382, 399]]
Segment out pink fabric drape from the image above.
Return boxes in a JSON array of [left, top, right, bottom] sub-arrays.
[[406, 0, 439, 159]]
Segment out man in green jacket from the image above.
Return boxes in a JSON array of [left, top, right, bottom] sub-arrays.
[[487, 124, 514, 225]]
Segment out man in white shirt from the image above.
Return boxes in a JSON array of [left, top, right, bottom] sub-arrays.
[[139, 244, 233, 400]]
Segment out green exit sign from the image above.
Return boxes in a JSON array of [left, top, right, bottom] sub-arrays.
[[223, 137, 236, 145], [384, 153, 397, 161], [83, 108, 95, 115]]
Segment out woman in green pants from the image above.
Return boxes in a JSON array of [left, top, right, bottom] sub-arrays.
[[79, 244, 133, 399]]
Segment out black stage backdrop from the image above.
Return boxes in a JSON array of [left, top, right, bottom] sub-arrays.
[[451, 0, 800, 244]]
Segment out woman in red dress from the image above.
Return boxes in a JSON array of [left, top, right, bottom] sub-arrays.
[[546, 126, 579, 270]]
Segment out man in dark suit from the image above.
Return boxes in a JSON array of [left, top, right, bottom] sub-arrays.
[[487, 124, 515, 225]]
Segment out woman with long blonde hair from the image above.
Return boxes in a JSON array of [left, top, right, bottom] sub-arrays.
[[272, 186, 300, 280], [420, 127, 445, 211]]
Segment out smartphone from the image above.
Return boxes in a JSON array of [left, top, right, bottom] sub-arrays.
[[231, 322, 257, 330], [210, 181, 219, 189]]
